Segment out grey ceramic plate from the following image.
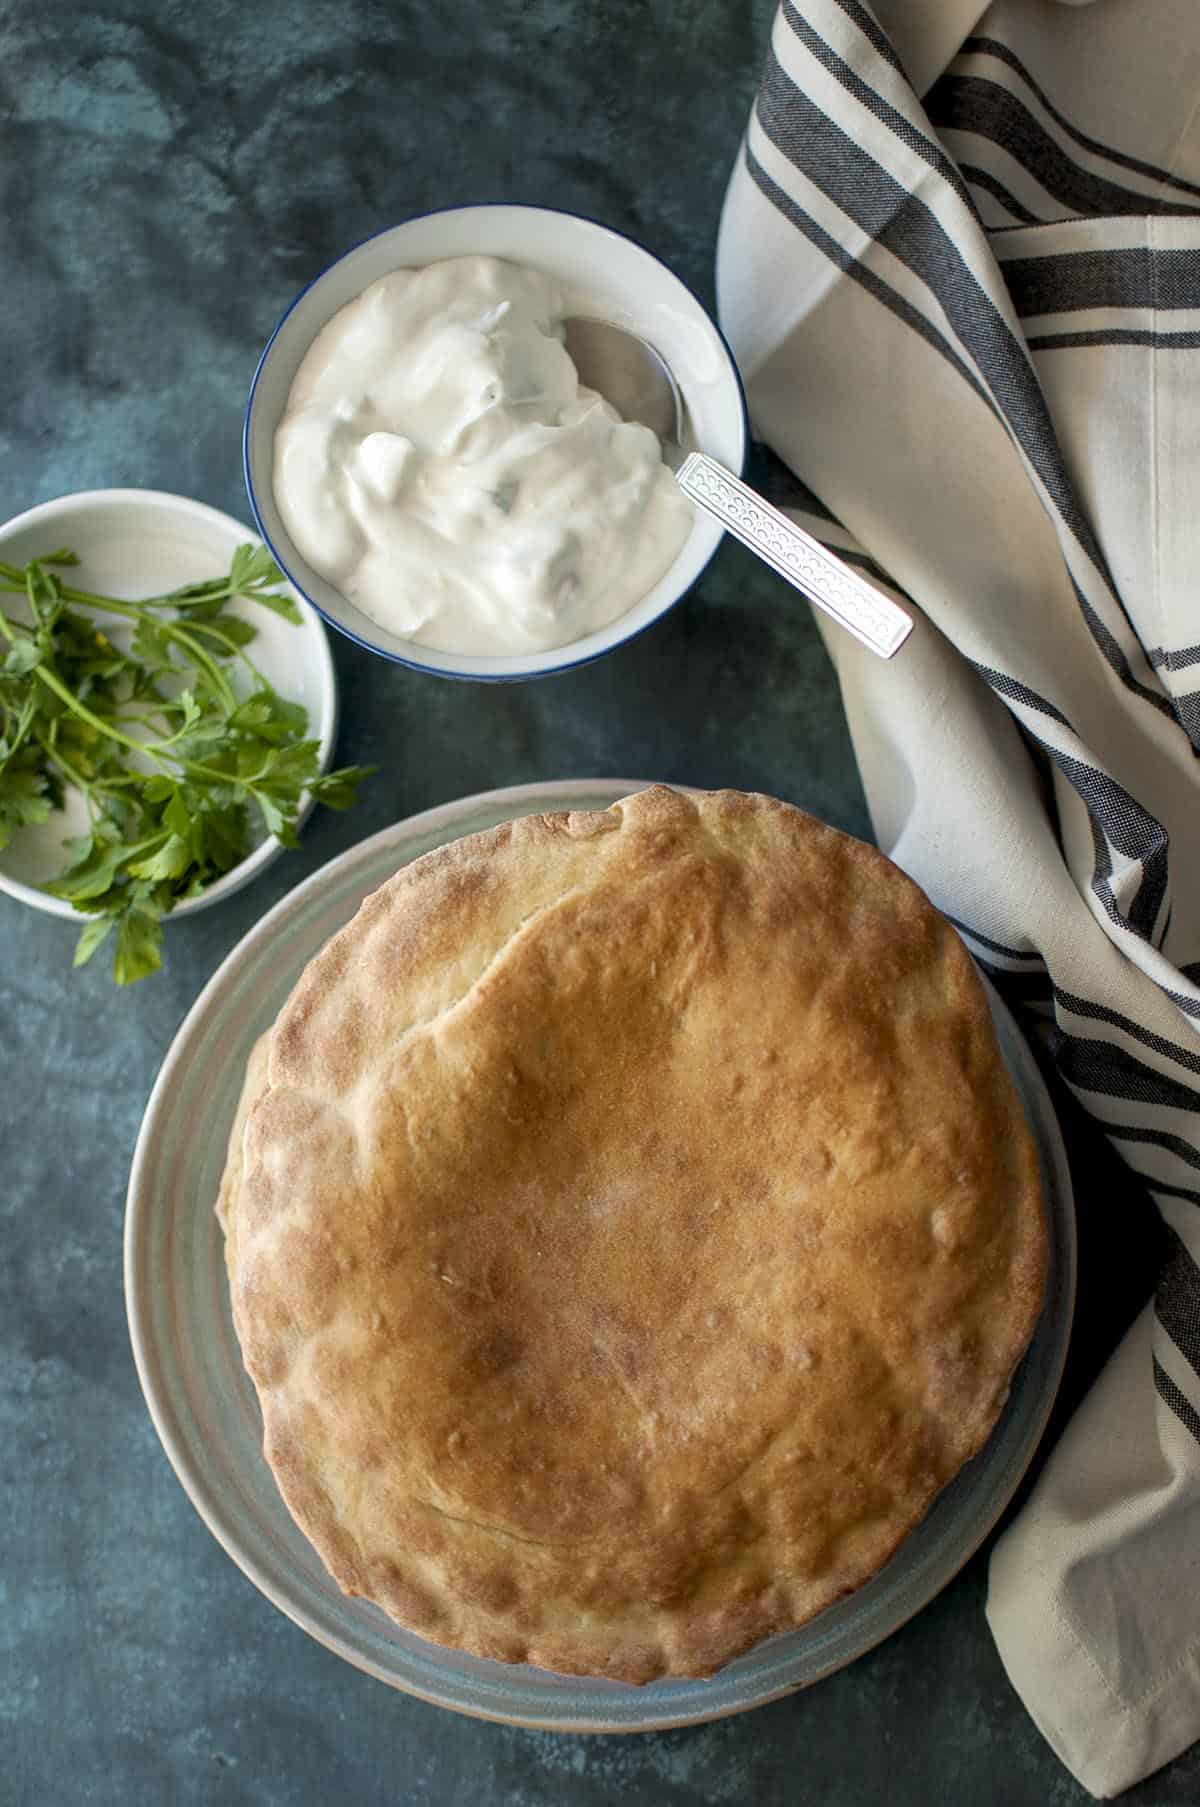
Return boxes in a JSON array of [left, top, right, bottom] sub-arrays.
[[125, 780, 1076, 1733]]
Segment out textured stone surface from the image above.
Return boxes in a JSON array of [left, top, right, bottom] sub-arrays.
[[2, 2, 1197, 1804]]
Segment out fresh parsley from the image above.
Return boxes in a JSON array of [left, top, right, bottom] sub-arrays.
[[0, 544, 372, 984]]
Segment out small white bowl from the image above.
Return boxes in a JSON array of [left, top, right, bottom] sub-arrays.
[[0, 488, 337, 921], [243, 204, 748, 681]]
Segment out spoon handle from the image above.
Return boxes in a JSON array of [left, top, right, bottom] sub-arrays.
[[675, 454, 913, 659]]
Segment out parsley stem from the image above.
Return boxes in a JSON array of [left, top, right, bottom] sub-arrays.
[[25, 566, 47, 629], [156, 619, 237, 713], [29, 664, 248, 787], [184, 618, 270, 689], [0, 568, 279, 621], [31, 664, 151, 756], [1, 691, 38, 768], [33, 732, 100, 817], [65, 594, 235, 713], [0, 565, 230, 615], [0, 579, 239, 714]]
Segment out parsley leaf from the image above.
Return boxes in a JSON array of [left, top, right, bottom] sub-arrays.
[[0, 759, 54, 850], [73, 912, 115, 968], [4, 638, 41, 677], [113, 907, 163, 985], [310, 764, 377, 811]]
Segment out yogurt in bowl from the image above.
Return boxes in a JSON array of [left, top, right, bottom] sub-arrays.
[[244, 206, 748, 681], [273, 256, 694, 658]]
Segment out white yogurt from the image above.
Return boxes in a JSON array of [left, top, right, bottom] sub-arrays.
[[272, 256, 694, 656]]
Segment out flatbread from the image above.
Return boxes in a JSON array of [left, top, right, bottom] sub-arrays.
[[218, 786, 1046, 1680]]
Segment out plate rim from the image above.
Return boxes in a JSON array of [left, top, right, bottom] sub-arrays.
[[124, 779, 1076, 1732]]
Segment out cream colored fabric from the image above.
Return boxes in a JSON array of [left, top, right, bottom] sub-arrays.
[[990, 1302, 1200, 1798], [718, 0, 1200, 1794]]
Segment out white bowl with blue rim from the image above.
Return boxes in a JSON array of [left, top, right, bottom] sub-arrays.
[[243, 205, 748, 681]]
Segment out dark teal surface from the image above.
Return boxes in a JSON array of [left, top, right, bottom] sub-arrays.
[[3, 3, 1197, 1803]]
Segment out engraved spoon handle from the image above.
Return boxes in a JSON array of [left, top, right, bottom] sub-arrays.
[[675, 453, 913, 659]]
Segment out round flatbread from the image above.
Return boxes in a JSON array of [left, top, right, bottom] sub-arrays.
[[218, 786, 1046, 1680]]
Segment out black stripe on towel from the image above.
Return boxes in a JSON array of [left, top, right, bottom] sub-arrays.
[[959, 163, 1041, 226], [1053, 987, 1200, 1079], [1004, 249, 1200, 319], [1029, 329, 1200, 353], [831, 0, 907, 81], [1156, 1224, 1200, 1376], [960, 664, 1169, 945], [959, 37, 1200, 203], [1049, 1029, 1200, 1115], [942, 912, 1045, 963], [1151, 1180, 1200, 1208], [926, 76, 1200, 221], [1061, 573, 1175, 722], [1155, 1356, 1200, 1445], [1149, 645, 1200, 674], [1098, 1121, 1200, 1177], [1057, 752, 1169, 944], [971, 664, 1073, 729]]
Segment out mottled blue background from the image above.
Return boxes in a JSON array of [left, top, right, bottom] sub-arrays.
[[2, 2, 1196, 1803]]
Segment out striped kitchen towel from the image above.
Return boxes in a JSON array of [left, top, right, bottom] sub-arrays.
[[717, 1, 1200, 1796]]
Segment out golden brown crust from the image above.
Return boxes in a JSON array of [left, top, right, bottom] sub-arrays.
[[218, 786, 1047, 1680]]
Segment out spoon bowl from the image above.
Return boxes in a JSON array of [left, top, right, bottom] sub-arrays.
[[563, 317, 684, 454], [564, 316, 913, 660]]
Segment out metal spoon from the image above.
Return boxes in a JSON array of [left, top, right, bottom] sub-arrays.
[[562, 317, 913, 659]]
